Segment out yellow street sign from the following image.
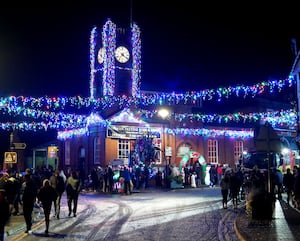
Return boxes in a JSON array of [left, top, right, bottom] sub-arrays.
[[4, 152, 17, 163]]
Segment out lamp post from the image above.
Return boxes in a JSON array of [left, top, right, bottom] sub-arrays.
[[158, 108, 170, 188]]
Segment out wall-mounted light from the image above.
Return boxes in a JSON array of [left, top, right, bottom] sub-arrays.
[[158, 108, 170, 119], [281, 147, 289, 155]]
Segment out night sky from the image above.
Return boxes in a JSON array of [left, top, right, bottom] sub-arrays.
[[0, 2, 299, 161], [0, 2, 299, 97]]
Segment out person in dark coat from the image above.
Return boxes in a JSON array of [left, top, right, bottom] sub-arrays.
[[209, 165, 217, 187], [38, 179, 57, 234], [293, 167, 300, 209], [66, 171, 81, 217], [121, 166, 132, 195], [22, 173, 38, 233], [283, 168, 295, 205], [103, 166, 109, 193], [220, 173, 230, 209], [0, 189, 10, 241], [12, 173, 22, 215], [50, 170, 65, 219], [229, 171, 240, 209], [107, 166, 114, 193], [91, 168, 99, 192]]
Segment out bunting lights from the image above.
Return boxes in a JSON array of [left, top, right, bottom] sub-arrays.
[[0, 77, 294, 111], [0, 77, 297, 137], [0, 95, 295, 140], [165, 128, 254, 139]]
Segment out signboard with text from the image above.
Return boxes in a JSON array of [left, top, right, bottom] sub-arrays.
[[107, 125, 161, 139]]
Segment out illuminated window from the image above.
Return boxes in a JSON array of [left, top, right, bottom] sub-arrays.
[[234, 140, 243, 162], [208, 139, 218, 164], [94, 137, 101, 164], [118, 139, 130, 161]]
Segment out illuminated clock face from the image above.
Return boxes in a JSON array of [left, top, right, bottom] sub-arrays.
[[97, 48, 105, 64], [114, 46, 130, 63]]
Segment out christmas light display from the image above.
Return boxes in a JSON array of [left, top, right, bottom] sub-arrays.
[[0, 77, 294, 111], [102, 19, 116, 96], [0, 77, 296, 137], [0, 15, 297, 142], [131, 22, 141, 97], [89, 26, 97, 99]]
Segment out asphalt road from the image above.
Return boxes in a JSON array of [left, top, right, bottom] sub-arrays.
[[7, 187, 243, 241]]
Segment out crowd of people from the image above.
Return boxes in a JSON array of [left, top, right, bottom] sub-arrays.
[[0, 163, 155, 239], [0, 167, 82, 239], [219, 164, 300, 213], [1, 161, 300, 239], [85, 164, 151, 194]]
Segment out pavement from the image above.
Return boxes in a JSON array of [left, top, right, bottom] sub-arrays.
[[234, 195, 300, 241], [4, 189, 300, 241], [5, 203, 42, 239]]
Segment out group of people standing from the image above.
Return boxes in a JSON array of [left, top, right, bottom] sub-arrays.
[[87, 164, 151, 194], [219, 164, 300, 212], [283, 166, 300, 209], [219, 166, 244, 209], [0, 168, 82, 238]]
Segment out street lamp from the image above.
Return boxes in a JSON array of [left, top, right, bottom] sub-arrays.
[[158, 108, 170, 188]]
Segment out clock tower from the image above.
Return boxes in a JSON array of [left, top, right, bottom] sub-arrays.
[[89, 19, 141, 99]]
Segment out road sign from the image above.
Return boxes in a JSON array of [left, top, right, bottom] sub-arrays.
[[12, 142, 26, 150], [4, 152, 17, 163]]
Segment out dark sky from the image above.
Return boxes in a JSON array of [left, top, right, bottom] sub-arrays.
[[0, 2, 299, 97]]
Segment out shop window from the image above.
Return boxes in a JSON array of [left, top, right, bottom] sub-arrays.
[[208, 139, 218, 164]]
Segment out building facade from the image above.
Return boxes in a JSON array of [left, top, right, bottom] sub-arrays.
[[55, 19, 296, 179]]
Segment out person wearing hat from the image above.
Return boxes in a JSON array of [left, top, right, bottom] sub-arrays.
[[0, 189, 10, 241]]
